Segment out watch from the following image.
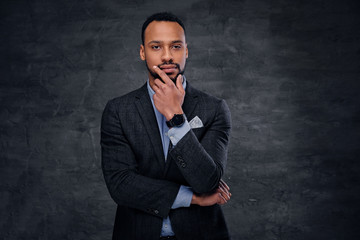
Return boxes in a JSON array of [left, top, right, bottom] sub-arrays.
[[166, 114, 185, 128]]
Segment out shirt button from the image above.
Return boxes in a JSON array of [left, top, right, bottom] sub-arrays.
[[177, 156, 183, 161], [181, 163, 186, 168], [154, 210, 159, 214]]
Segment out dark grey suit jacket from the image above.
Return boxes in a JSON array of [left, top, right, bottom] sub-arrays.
[[101, 82, 231, 240]]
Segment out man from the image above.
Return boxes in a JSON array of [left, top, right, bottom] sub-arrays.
[[101, 12, 232, 240]]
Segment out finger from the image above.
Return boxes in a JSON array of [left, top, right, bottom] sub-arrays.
[[153, 79, 166, 93], [176, 74, 184, 92], [152, 82, 162, 93], [153, 66, 172, 85], [218, 186, 230, 200], [220, 179, 230, 190], [218, 183, 230, 196], [221, 185, 231, 200], [218, 193, 227, 205], [214, 190, 225, 202], [220, 179, 230, 191]]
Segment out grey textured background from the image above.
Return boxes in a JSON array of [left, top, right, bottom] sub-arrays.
[[1, 0, 360, 239]]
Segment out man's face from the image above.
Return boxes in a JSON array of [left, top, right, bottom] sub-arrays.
[[140, 21, 188, 83]]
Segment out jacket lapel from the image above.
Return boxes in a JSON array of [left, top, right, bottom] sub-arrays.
[[135, 84, 166, 170], [182, 82, 199, 120]]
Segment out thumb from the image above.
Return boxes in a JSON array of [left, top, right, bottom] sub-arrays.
[[176, 74, 184, 92]]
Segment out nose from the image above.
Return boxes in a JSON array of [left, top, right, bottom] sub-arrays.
[[161, 47, 173, 63]]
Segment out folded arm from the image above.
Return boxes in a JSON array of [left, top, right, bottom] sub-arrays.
[[168, 121, 231, 206], [169, 99, 232, 194], [101, 100, 181, 218]]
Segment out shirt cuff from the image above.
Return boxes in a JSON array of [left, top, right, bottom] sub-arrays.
[[167, 120, 191, 146], [171, 185, 193, 209]]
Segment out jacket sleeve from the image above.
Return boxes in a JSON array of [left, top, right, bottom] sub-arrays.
[[101, 100, 180, 219], [168, 99, 232, 194]]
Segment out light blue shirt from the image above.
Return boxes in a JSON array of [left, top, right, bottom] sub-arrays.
[[147, 77, 193, 237]]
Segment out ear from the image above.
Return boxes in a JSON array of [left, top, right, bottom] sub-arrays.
[[186, 43, 188, 59], [140, 44, 145, 61]]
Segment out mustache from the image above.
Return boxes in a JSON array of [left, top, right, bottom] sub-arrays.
[[158, 62, 180, 69]]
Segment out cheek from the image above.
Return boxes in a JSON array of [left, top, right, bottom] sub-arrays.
[[179, 54, 187, 66], [144, 50, 157, 61], [148, 55, 163, 67], [145, 53, 154, 62]]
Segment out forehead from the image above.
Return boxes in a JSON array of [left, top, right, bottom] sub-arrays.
[[144, 21, 186, 44]]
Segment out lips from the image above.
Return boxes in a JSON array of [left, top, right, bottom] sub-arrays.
[[159, 64, 178, 74]]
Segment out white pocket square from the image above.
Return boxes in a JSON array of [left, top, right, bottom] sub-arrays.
[[189, 116, 204, 129]]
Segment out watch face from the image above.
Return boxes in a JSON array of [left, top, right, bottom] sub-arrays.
[[172, 114, 185, 126]]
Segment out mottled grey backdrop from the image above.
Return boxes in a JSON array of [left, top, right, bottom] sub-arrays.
[[1, 0, 359, 239]]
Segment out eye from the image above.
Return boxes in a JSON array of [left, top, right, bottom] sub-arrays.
[[172, 45, 182, 49], [151, 45, 161, 50]]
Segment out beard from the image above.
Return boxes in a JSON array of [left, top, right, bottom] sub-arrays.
[[145, 60, 186, 84]]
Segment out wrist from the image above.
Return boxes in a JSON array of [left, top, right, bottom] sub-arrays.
[[191, 194, 199, 205], [165, 108, 184, 121]]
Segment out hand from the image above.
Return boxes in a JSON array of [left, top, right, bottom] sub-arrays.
[[151, 66, 185, 121], [191, 179, 231, 206]]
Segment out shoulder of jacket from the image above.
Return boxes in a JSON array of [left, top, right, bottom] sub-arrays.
[[189, 85, 225, 106], [107, 84, 146, 106]]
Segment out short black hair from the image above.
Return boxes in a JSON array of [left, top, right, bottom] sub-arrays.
[[141, 12, 186, 44]]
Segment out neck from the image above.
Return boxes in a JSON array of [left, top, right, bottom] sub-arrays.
[[148, 77, 156, 91]]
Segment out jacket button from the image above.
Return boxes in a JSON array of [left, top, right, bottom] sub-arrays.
[[154, 210, 159, 214]]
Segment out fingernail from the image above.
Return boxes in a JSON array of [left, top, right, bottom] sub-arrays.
[[153, 66, 157, 69]]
